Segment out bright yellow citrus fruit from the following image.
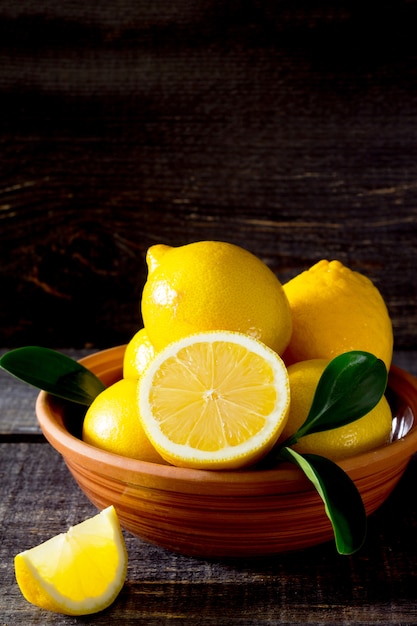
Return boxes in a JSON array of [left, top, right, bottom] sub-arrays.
[[283, 259, 393, 370], [123, 327, 156, 379], [14, 505, 127, 616], [141, 241, 292, 354], [82, 378, 166, 463], [138, 330, 291, 469], [278, 359, 393, 460]]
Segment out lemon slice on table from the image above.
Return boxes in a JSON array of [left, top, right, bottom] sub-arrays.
[[14, 506, 127, 616], [138, 331, 290, 469]]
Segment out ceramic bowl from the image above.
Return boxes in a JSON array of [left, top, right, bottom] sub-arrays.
[[36, 345, 417, 558]]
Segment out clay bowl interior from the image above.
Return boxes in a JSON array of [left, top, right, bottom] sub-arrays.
[[36, 345, 417, 558]]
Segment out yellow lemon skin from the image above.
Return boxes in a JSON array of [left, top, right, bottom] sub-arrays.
[[123, 328, 156, 379], [278, 359, 393, 461], [283, 260, 393, 371], [82, 379, 167, 463], [141, 241, 292, 354], [14, 506, 127, 616]]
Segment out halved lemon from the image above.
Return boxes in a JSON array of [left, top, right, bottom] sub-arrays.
[[138, 331, 290, 469], [14, 506, 127, 616]]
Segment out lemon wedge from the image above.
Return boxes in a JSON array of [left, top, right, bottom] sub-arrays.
[[14, 505, 127, 616]]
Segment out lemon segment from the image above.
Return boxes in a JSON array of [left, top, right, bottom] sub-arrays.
[[14, 506, 127, 616], [138, 331, 290, 469]]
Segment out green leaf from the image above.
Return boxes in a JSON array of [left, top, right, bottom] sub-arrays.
[[0, 347, 106, 406], [286, 351, 387, 444], [280, 447, 367, 555]]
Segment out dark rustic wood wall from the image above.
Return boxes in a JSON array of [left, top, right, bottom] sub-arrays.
[[1, 1, 417, 350]]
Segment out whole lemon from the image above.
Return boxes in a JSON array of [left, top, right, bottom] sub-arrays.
[[141, 241, 292, 354], [82, 378, 167, 463], [278, 359, 392, 461], [283, 260, 393, 370], [123, 328, 156, 379]]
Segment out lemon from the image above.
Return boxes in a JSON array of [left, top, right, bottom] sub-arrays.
[[123, 327, 156, 379], [278, 359, 393, 460], [138, 330, 290, 469], [14, 506, 127, 616], [283, 259, 393, 370], [82, 378, 166, 463], [141, 241, 292, 355]]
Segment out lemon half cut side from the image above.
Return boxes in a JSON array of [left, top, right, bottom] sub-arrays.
[[14, 505, 127, 616], [138, 331, 291, 470]]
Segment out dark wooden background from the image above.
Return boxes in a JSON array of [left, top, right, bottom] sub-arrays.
[[1, 1, 417, 350]]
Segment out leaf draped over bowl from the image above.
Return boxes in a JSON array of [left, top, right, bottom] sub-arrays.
[[0, 347, 106, 405], [271, 351, 388, 555], [279, 447, 367, 555]]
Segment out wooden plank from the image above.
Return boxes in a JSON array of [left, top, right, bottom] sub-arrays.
[[2, 441, 417, 623], [0, 2, 417, 349]]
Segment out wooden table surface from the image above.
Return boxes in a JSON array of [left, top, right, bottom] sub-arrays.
[[1, 1, 417, 351], [2, 1, 417, 623], [0, 350, 417, 625]]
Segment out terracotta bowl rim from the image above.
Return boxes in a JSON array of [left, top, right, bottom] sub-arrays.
[[35, 345, 417, 489]]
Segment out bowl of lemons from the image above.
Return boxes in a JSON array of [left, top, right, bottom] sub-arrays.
[[34, 242, 417, 558]]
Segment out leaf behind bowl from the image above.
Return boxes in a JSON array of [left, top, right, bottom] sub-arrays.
[[0, 346, 106, 406]]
